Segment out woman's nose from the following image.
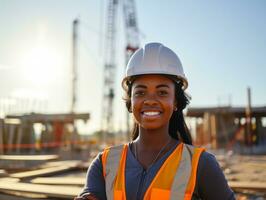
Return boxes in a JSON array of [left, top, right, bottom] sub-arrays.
[[143, 94, 158, 106]]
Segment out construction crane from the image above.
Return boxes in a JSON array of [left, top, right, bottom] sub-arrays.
[[101, 0, 139, 141]]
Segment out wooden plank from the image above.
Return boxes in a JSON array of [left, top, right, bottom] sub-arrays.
[[0, 155, 58, 161], [10, 163, 79, 179], [0, 177, 20, 182], [0, 182, 82, 199], [229, 181, 266, 191], [0, 169, 8, 177], [31, 177, 85, 186], [0, 193, 48, 200], [41, 160, 82, 168], [226, 173, 266, 181], [7, 113, 90, 122]]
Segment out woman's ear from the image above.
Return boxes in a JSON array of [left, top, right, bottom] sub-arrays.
[[174, 101, 178, 111]]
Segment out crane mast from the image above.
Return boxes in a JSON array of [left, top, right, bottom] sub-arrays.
[[122, 0, 140, 138], [123, 0, 139, 53], [101, 0, 139, 141], [102, 0, 119, 138]]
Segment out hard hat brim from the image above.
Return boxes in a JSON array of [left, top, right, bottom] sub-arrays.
[[121, 73, 188, 91]]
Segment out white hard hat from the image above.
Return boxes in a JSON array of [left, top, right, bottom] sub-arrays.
[[122, 42, 188, 90]]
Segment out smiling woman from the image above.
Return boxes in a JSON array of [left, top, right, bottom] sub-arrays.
[[75, 42, 235, 200]]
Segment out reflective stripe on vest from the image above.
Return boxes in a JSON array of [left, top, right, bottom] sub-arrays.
[[102, 144, 127, 200], [102, 143, 204, 200], [170, 144, 192, 199]]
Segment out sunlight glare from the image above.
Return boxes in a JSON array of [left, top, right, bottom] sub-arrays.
[[21, 44, 64, 85]]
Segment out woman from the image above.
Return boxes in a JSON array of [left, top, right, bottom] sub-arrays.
[[75, 43, 235, 200]]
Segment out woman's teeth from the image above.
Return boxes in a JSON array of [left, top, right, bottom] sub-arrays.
[[143, 111, 160, 116]]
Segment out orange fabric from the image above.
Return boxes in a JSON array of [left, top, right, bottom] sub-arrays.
[[114, 190, 123, 200], [150, 188, 170, 200], [184, 194, 192, 200], [184, 147, 205, 200], [114, 144, 128, 200], [143, 143, 184, 200], [102, 148, 110, 177]]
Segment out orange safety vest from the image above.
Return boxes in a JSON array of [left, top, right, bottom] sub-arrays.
[[102, 143, 204, 200]]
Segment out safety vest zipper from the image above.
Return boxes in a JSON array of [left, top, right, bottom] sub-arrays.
[[136, 169, 147, 200]]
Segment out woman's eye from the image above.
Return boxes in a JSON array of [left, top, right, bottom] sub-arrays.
[[158, 90, 168, 96], [134, 91, 145, 96]]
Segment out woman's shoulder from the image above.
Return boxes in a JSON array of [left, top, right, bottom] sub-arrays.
[[101, 143, 128, 151], [183, 143, 215, 158], [182, 143, 222, 175], [198, 150, 220, 168], [88, 143, 128, 173], [96, 143, 129, 162], [195, 150, 235, 199]]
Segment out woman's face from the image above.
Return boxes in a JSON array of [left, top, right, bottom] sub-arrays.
[[131, 74, 176, 130]]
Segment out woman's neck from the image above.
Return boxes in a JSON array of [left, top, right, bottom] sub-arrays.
[[136, 127, 172, 151]]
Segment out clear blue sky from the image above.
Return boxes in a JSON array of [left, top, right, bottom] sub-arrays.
[[0, 0, 265, 133]]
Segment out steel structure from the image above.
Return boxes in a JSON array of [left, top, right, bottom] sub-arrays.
[[71, 19, 79, 113], [101, 0, 119, 137], [122, 0, 140, 138], [101, 0, 139, 139]]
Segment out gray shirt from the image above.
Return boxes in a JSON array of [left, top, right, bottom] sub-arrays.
[[80, 141, 235, 200]]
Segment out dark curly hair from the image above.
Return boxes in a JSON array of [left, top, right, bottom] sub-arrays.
[[123, 75, 192, 145]]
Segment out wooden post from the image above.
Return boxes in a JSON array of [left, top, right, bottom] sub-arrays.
[[203, 112, 212, 147], [0, 119, 4, 154], [210, 114, 217, 149], [16, 124, 23, 154], [7, 124, 16, 154], [245, 87, 252, 145]]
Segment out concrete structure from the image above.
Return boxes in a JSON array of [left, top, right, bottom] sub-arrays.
[[187, 106, 266, 151], [0, 113, 90, 154]]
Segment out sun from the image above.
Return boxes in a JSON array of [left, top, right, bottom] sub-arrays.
[[21, 44, 64, 85]]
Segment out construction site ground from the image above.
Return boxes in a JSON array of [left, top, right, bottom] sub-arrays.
[[0, 150, 265, 200]]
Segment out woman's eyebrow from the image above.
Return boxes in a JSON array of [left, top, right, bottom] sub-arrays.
[[134, 85, 147, 89], [156, 84, 170, 88]]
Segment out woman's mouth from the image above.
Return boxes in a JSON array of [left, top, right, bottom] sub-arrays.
[[142, 111, 161, 116]]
